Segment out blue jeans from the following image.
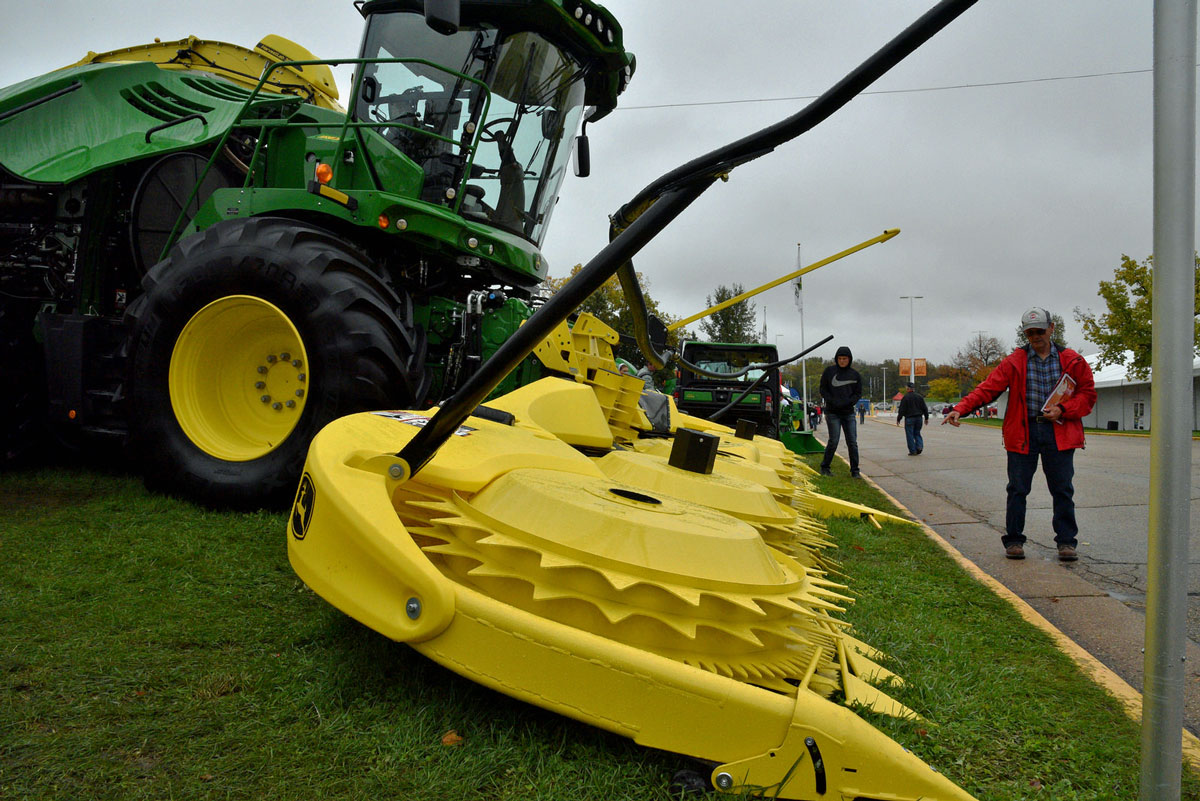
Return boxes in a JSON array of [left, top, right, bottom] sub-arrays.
[[821, 412, 859, 473], [903, 416, 924, 454], [1004, 419, 1077, 548]]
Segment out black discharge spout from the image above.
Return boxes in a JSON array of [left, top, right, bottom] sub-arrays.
[[396, 0, 979, 480]]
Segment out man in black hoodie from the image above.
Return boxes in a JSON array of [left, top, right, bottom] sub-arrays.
[[818, 346, 862, 477]]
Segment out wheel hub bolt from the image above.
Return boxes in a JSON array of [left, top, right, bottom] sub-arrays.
[[260, 395, 270, 403], [255, 381, 265, 390], [267, 355, 277, 363], [272, 402, 282, 410], [285, 400, 296, 408], [292, 359, 302, 368], [298, 373, 306, 382], [280, 352, 290, 361], [295, 389, 304, 398], [257, 366, 268, 374]]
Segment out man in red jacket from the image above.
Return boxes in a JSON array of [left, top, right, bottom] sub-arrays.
[[943, 308, 1097, 562]]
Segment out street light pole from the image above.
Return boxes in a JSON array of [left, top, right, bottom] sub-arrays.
[[900, 295, 923, 385], [795, 243, 809, 431]]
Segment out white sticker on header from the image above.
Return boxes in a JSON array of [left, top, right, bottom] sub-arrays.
[[371, 411, 476, 436]]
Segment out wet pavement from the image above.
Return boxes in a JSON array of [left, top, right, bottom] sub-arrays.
[[816, 413, 1200, 734]]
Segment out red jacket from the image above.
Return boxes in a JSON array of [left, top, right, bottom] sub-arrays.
[[953, 346, 1097, 454]]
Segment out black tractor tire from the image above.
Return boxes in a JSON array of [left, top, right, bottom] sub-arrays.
[[0, 299, 46, 466], [125, 216, 428, 509]]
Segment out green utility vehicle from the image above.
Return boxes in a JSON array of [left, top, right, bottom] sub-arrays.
[[673, 340, 782, 438], [0, 0, 633, 506]]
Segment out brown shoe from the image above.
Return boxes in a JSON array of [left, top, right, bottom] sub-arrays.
[[1005, 544, 1025, 560], [1058, 545, 1078, 562]]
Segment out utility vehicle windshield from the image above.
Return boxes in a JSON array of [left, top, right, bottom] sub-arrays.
[[685, 345, 778, 382], [356, 11, 587, 244]]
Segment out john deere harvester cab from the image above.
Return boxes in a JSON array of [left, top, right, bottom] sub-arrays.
[[0, 0, 633, 507], [674, 341, 783, 438], [356, 4, 605, 241]]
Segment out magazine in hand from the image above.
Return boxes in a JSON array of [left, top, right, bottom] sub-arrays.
[[1040, 374, 1076, 423]]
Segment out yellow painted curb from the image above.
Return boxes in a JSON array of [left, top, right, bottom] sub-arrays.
[[854, 470, 1200, 772]]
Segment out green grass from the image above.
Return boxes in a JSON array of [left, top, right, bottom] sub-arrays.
[[0, 468, 679, 800], [2, 462, 1198, 800]]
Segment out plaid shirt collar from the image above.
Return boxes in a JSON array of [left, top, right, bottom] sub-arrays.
[[1026, 342, 1062, 412]]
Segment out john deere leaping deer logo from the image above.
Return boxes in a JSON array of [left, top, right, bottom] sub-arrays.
[[291, 473, 315, 540]]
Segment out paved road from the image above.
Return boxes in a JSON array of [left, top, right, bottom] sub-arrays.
[[820, 414, 1200, 732]]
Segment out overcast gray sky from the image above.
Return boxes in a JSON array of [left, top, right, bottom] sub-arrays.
[[2, 2, 1182, 366]]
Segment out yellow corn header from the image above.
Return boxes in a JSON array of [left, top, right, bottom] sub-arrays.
[[288, 314, 976, 800]]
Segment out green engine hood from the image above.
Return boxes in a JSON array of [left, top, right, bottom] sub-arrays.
[[0, 61, 271, 184]]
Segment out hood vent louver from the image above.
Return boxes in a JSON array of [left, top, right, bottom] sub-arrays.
[[120, 81, 214, 122]]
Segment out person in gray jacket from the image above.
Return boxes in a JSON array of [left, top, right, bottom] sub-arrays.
[[895, 382, 930, 455], [818, 345, 862, 477]]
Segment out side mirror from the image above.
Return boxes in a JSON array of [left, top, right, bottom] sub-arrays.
[[361, 74, 379, 104], [424, 0, 460, 35], [540, 108, 562, 141], [572, 134, 590, 178]]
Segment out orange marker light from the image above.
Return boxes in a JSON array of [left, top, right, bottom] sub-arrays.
[[68, 409, 77, 420], [315, 163, 333, 184], [377, 214, 390, 230]]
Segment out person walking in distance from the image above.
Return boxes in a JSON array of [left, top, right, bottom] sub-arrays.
[[942, 308, 1096, 561], [895, 382, 929, 455], [818, 346, 862, 477]]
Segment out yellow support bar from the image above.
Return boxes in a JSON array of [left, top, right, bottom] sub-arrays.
[[667, 228, 900, 332]]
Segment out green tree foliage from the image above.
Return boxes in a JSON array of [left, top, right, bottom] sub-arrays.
[[1014, 312, 1068, 350], [543, 266, 691, 384], [782, 356, 826, 401], [698, 283, 759, 343], [927, 377, 960, 402], [1074, 253, 1200, 381]]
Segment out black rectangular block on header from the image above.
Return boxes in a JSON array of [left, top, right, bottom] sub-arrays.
[[669, 428, 719, 474], [734, 419, 758, 440]]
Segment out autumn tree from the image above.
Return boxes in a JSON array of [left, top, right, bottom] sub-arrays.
[[953, 332, 1005, 389], [1074, 253, 1200, 381], [543, 265, 691, 381], [698, 283, 759, 343], [1014, 312, 1068, 350]]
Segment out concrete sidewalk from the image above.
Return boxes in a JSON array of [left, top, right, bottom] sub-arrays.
[[812, 414, 1200, 739]]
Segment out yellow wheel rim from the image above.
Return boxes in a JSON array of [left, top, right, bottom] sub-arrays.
[[169, 295, 310, 462]]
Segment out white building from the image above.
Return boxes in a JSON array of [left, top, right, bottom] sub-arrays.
[[1079, 351, 1200, 432]]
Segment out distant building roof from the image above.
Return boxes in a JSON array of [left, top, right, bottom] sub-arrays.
[[1085, 351, 1200, 389]]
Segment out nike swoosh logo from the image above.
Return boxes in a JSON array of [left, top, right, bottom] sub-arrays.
[[831, 378, 856, 387]]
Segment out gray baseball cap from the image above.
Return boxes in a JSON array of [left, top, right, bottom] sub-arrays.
[[1020, 307, 1052, 331]]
